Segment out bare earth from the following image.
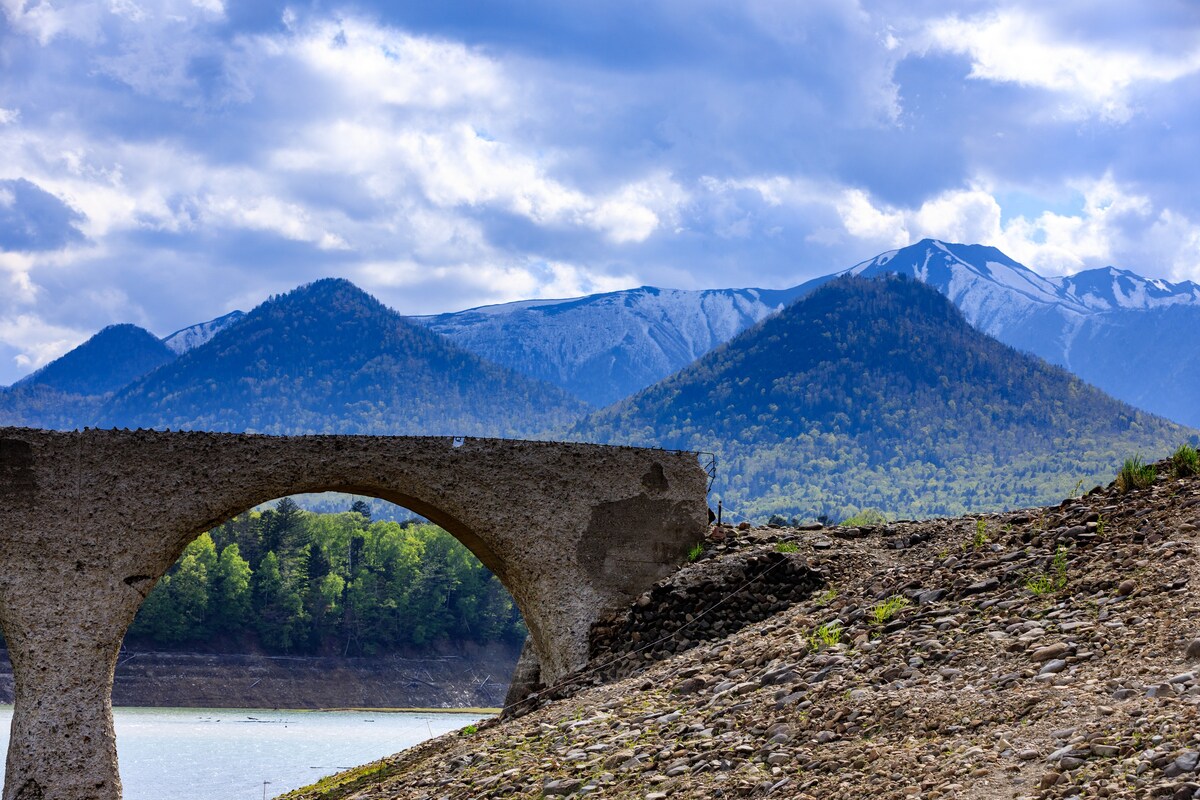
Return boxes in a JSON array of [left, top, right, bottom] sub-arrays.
[[285, 462, 1200, 800]]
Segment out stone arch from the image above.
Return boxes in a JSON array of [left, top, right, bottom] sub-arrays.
[[0, 428, 707, 800]]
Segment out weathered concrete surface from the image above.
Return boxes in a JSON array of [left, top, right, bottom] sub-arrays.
[[0, 428, 707, 800]]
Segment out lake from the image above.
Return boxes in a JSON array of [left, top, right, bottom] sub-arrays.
[[0, 706, 484, 799]]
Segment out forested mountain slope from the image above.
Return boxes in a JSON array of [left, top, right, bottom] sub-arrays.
[[12, 323, 175, 395], [0, 324, 176, 428], [573, 275, 1194, 521], [842, 239, 1200, 427], [99, 278, 586, 436]]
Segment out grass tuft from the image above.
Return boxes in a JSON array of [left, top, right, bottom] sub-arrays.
[[1171, 443, 1199, 478], [967, 518, 989, 551], [1115, 455, 1156, 493], [807, 621, 843, 651], [1026, 545, 1069, 595], [867, 595, 911, 625]]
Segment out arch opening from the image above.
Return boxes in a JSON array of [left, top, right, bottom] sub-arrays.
[[121, 491, 527, 705]]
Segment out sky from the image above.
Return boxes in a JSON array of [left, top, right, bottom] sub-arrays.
[[2, 0, 1200, 384]]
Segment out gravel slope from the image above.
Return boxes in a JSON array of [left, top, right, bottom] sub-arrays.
[[285, 460, 1200, 800]]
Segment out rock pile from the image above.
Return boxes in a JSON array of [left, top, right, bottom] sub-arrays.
[[284, 457, 1200, 800], [586, 550, 824, 684]]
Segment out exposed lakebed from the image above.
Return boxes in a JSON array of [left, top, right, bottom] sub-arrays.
[[0, 706, 484, 799]]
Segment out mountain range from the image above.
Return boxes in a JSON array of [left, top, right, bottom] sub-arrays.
[[836, 240, 1200, 427], [1, 279, 584, 437], [417, 240, 1200, 427], [570, 274, 1190, 520], [2, 241, 1196, 520]]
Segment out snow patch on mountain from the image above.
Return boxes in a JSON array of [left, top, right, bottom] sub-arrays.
[[162, 310, 246, 354], [416, 285, 805, 407], [1053, 267, 1200, 312]]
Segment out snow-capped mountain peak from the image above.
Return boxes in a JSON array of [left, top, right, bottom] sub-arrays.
[[846, 239, 1082, 311], [1052, 266, 1200, 312], [838, 239, 1093, 346]]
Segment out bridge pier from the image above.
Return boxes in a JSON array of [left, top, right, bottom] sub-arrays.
[[0, 429, 707, 799], [6, 631, 125, 799], [1, 564, 142, 800]]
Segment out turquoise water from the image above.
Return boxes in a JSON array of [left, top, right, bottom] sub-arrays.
[[0, 706, 482, 799]]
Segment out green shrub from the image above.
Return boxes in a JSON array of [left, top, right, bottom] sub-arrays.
[[1115, 455, 1156, 493], [839, 508, 888, 527], [686, 542, 705, 562], [970, 518, 989, 550], [775, 541, 800, 553], [1171, 443, 1200, 478]]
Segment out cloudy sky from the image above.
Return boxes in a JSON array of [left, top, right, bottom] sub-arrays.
[[2, 0, 1199, 384]]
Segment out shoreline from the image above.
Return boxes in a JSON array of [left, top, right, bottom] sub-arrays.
[[306, 706, 499, 714], [0, 643, 519, 710], [0, 704, 497, 715]]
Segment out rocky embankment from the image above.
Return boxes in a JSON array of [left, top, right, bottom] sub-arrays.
[[0, 642, 520, 709], [287, 460, 1200, 800]]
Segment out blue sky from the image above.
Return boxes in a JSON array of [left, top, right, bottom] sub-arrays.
[[2, 0, 1199, 384]]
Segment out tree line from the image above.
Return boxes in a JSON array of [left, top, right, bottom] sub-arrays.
[[126, 498, 525, 655]]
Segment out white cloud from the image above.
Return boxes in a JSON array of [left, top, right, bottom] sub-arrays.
[[275, 118, 676, 244], [0, 253, 39, 304], [201, 193, 350, 250], [0, 312, 87, 371], [712, 166, 1200, 283], [909, 189, 1004, 247], [0, 108, 19, 125], [993, 176, 1200, 281], [190, 0, 224, 15], [291, 18, 509, 111], [836, 188, 909, 246], [0, 0, 83, 44], [355, 258, 638, 313], [808, 174, 1200, 282], [2, 0, 220, 47], [586, 174, 686, 244], [924, 10, 1200, 121], [0, 252, 88, 371], [108, 0, 146, 23]]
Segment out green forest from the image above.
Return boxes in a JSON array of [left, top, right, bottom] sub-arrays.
[[126, 498, 526, 655]]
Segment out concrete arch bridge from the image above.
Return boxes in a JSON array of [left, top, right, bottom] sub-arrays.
[[0, 428, 708, 800]]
